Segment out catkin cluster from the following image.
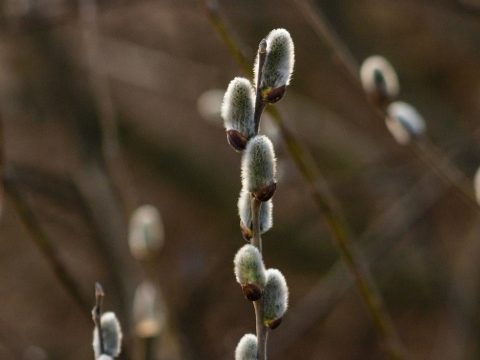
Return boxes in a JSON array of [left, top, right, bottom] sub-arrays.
[[360, 55, 426, 145], [221, 28, 294, 359]]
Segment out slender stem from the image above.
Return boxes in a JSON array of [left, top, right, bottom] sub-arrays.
[[412, 140, 477, 211], [201, 3, 406, 358], [79, 0, 139, 214], [250, 195, 268, 359], [254, 39, 267, 134], [143, 337, 155, 360], [92, 282, 105, 354], [254, 301, 268, 360]]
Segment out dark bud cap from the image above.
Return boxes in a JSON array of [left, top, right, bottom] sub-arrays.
[[241, 284, 263, 301], [266, 317, 283, 330], [227, 129, 248, 152], [254, 182, 277, 202], [262, 85, 286, 104]]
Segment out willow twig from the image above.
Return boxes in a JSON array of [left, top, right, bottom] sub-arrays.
[[92, 282, 105, 354], [201, 1, 406, 358]]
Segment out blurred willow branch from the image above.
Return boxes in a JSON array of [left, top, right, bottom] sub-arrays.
[[79, 0, 138, 215], [292, 0, 479, 213], [200, 1, 406, 357], [3, 171, 91, 317], [270, 168, 448, 356]]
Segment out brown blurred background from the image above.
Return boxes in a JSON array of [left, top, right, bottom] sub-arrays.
[[1, 0, 480, 359]]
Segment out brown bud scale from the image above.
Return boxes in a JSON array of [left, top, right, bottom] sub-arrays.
[[262, 85, 286, 104], [241, 284, 263, 301], [226, 129, 248, 152], [254, 182, 277, 202], [265, 317, 282, 330]]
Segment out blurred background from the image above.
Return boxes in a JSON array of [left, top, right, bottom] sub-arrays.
[[1, 0, 480, 359]]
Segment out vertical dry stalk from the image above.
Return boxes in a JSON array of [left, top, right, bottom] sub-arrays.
[[79, 0, 138, 214], [4, 176, 92, 317]]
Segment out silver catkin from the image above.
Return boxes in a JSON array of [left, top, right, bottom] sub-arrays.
[[360, 55, 399, 104], [241, 135, 277, 194], [93, 312, 122, 358], [234, 244, 267, 289], [263, 269, 289, 327], [221, 77, 256, 138], [235, 333, 258, 360], [255, 28, 295, 90], [385, 101, 426, 145]]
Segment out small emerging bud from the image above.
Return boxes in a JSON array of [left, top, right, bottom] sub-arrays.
[[222, 77, 256, 150], [360, 55, 399, 107], [262, 85, 286, 104], [235, 334, 258, 360], [234, 244, 267, 301], [262, 269, 289, 329], [128, 205, 165, 260], [474, 167, 480, 206], [241, 135, 277, 201], [133, 282, 166, 339], [237, 189, 273, 240], [255, 28, 295, 104], [93, 312, 123, 358], [385, 101, 426, 145]]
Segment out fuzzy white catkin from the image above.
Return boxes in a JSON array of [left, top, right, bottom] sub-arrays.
[[238, 189, 273, 234], [385, 101, 426, 145], [241, 135, 277, 193], [97, 356, 114, 360], [255, 28, 295, 89], [128, 204, 165, 260], [133, 281, 166, 338], [234, 244, 267, 288], [235, 334, 258, 360], [263, 269, 289, 325], [93, 312, 123, 358], [221, 77, 255, 138], [474, 167, 480, 206], [360, 55, 399, 101]]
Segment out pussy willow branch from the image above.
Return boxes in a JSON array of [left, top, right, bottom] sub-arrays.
[[292, 0, 479, 212], [3, 176, 91, 317], [201, 2, 406, 358], [79, 0, 139, 215]]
